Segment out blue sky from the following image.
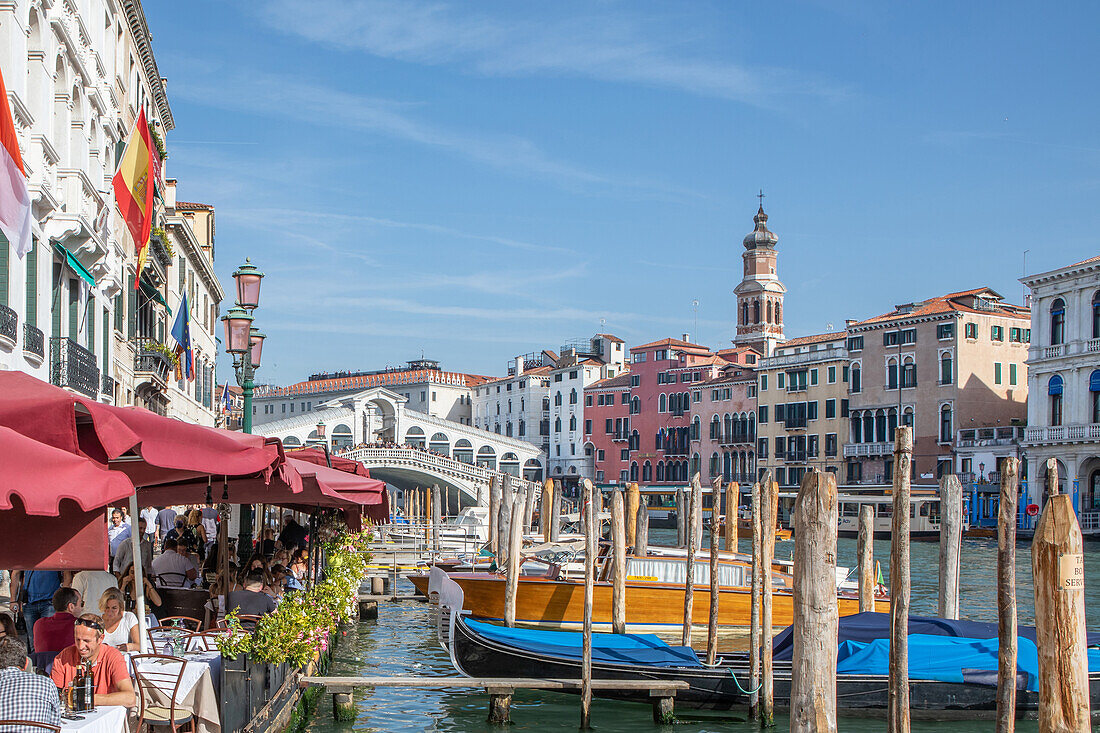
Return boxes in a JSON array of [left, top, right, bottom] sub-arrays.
[[145, 1, 1100, 385]]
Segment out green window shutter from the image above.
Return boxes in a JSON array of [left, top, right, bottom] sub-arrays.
[[51, 263, 62, 340], [114, 292, 123, 332], [102, 307, 110, 370], [126, 273, 136, 339], [178, 255, 186, 291], [87, 295, 96, 352], [24, 238, 37, 327], [67, 278, 78, 339], [0, 231, 9, 307]]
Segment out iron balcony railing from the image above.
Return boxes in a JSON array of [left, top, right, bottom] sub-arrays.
[[50, 337, 98, 398], [0, 304, 16, 344], [23, 323, 44, 359], [101, 373, 116, 397], [134, 338, 175, 384]]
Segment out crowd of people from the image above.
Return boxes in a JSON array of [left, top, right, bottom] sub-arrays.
[[0, 505, 318, 724]]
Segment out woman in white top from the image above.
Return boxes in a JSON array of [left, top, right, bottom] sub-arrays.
[[99, 587, 140, 651]]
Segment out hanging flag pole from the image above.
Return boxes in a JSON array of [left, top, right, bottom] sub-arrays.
[[0, 64, 33, 258], [171, 292, 194, 381]]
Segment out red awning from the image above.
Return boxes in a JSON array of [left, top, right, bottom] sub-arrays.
[[0, 372, 283, 485], [288, 447, 372, 477], [0, 426, 134, 515], [281, 457, 385, 510], [282, 449, 388, 521]]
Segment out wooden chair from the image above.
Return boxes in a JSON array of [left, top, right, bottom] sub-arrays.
[[185, 630, 226, 652], [130, 653, 196, 733], [157, 616, 202, 631], [153, 572, 190, 588], [234, 614, 264, 631], [146, 626, 196, 654], [0, 722, 60, 732]]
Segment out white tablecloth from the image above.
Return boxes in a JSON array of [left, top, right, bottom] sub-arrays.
[[125, 652, 221, 733], [59, 705, 128, 733]]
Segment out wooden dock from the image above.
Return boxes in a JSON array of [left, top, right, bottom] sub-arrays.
[[301, 675, 690, 724]]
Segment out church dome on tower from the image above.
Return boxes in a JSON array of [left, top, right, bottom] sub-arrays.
[[743, 205, 779, 250]]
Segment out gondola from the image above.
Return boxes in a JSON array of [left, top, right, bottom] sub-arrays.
[[434, 569, 1100, 719]]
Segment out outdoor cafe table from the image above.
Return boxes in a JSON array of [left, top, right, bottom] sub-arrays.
[[59, 705, 128, 733], [125, 646, 222, 733]]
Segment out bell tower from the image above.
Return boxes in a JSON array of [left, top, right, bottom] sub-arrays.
[[733, 193, 786, 356]]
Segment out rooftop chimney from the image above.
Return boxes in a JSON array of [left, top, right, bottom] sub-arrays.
[[682, 333, 690, 343]]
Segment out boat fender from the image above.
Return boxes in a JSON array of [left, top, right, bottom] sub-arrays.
[[728, 669, 762, 695]]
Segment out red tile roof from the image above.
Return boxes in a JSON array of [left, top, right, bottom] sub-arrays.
[[595, 333, 625, 343], [587, 373, 633, 390], [632, 337, 709, 352], [853, 288, 1028, 326], [1070, 254, 1100, 267], [175, 201, 214, 210], [259, 369, 494, 397], [778, 332, 845, 348]]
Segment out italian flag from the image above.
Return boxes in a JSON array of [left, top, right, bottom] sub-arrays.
[[0, 64, 32, 258], [113, 109, 155, 288]]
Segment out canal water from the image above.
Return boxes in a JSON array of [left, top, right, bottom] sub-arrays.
[[305, 534, 1100, 732]]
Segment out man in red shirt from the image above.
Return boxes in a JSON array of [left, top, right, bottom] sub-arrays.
[[50, 614, 135, 707], [33, 587, 80, 655]]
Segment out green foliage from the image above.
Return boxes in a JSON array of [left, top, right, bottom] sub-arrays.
[[214, 527, 373, 667], [151, 226, 174, 257], [142, 340, 180, 367], [149, 125, 168, 160]]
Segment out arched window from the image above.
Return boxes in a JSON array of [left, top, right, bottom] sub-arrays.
[[569, 415, 576, 431], [554, 391, 562, 406], [630, 429, 639, 450], [1091, 369, 1100, 423], [630, 396, 640, 415], [742, 301, 749, 326], [659, 393, 667, 412], [643, 461, 652, 482], [851, 412, 863, 443], [1051, 298, 1066, 345], [862, 412, 874, 443], [630, 462, 639, 481], [902, 406, 914, 427], [723, 414, 733, 442], [655, 461, 664, 482], [709, 452, 720, 478], [691, 453, 700, 477], [767, 300, 773, 324], [554, 417, 561, 433], [1093, 291, 1100, 339], [875, 409, 887, 443], [1049, 375, 1064, 426], [887, 407, 898, 437], [722, 452, 732, 482], [753, 299, 760, 323], [902, 356, 917, 388], [749, 412, 756, 441], [691, 416, 700, 441], [569, 388, 577, 404], [710, 414, 721, 440], [940, 351, 953, 385], [775, 302, 781, 323], [851, 363, 862, 393], [886, 356, 899, 390], [940, 404, 952, 443]]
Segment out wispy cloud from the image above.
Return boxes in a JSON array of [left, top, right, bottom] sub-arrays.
[[257, 0, 848, 106]]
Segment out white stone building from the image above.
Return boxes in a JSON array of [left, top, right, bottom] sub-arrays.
[[548, 334, 627, 484], [1021, 255, 1100, 514], [0, 0, 220, 426], [471, 350, 556, 477]]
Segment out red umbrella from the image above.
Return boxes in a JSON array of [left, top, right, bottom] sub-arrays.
[[0, 426, 134, 569], [288, 447, 373, 477], [0, 371, 282, 485], [283, 448, 388, 521]]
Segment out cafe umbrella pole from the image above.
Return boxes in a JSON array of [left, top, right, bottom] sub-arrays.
[[128, 490, 148, 654]]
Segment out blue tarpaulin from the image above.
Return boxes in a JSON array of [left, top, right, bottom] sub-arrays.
[[464, 618, 702, 668], [835, 634, 1100, 691]]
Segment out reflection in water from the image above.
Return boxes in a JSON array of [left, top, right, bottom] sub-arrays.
[[306, 535, 1097, 732]]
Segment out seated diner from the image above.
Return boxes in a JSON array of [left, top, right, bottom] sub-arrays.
[[50, 613, 136, 708]]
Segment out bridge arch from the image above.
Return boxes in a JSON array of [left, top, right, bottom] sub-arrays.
[[429, 432, 450, 456], [405, 425, 426, 448], [454, 439, 473, 464], [283, 436, 302, 447], [477, 445, 497, 470], [332, 423, 353, 451], [500, 452, 520, 476], [523, 458, 543, 482]]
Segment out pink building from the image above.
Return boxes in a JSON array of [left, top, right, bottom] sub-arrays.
[[582, 373, 632, 484]]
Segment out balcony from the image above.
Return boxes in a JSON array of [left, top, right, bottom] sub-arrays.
[[784, 450, 809, 463], [134, 338, 176, 388], [956, 426, 1024, 448], [612, 431, 628, 442], [50, 337, 98, 398], [0, 304, 16, 348], [1042, 344, 1064, 359], [843, 442, 894, 458], [718, 431, 755, 446], [23, 323, 44, 361], [1088, 338, 1100, 354], [1026, 424, 1100, 445], [101, 373, 116, 397]]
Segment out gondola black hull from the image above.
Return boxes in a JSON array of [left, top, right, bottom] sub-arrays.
[[450, 615, 1100, 718]]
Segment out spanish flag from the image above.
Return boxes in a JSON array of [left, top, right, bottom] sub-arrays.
[[0, 64, 32, 258], [112, 110, 155, 289]]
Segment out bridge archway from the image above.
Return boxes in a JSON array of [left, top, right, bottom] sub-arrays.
[[477, 446, 497, 470], [332, 423, 353, 451], [454, 439, 473, 464], [405, 426, 426, 448], [524, 458, 543, 482], [429, 432, 450, 456], [500, 452, 520, 476], [283, 436, 302, 447]]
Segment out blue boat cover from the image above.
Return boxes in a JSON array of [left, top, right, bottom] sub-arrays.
[[834, 634, 1100, 691], [464, 618, 703, 668], [773, 612, 1099, 662]]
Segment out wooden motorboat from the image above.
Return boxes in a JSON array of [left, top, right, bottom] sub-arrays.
[[410, 547, 886, 633]]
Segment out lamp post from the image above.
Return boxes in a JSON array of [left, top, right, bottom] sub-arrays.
[[221, 258, 264, 555]]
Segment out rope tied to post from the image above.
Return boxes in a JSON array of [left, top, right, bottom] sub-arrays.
[[728, 669, 762, 695]]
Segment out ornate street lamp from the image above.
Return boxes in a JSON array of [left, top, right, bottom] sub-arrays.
[[221, 258, 265, 553], [316, 420, 326, 440]]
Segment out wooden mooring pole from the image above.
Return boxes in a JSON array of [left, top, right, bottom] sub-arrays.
[[488, 475, 501, 558], [431, 484, 442, 556], [761, 473, 778, 727], [524, 479, 537, 533], [626, 482, 640, 549], [1032, 479, 1090, 732], [549, 479, 562, 543], [749, 478, 762, 720], [500, 475, 514, 567], [888, 426, 913, 733], [676, 486, 687, 548], [724, 479, 738, 552], [634, 498, 649, 558], [790, 469, 839, 733], [706, 477, 721, 666], [611, 490, 627, 634], [581, 479, 597, 729], [996, 457, 1019, 733], [858, 504, 875, 613], [938, 473, 962, 619], [504, 489, 525, 627], [541, 478, 554, 541], [682, 474, 701, 647]]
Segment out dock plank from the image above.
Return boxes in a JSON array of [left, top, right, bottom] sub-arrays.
[[301, 676, 689, 693]]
